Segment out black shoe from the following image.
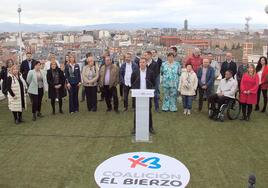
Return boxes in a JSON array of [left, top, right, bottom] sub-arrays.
[[106, 108, 112, 112], [37, 112, 44, 117], [123, 108, 128, 112], [59, 109, 63, 114], [149, 128, 156, 135], [261, 108, 266, 113], [52, 110, 55, 115], [115, 109, 120, 114], [255, 106, 259, 111], [15, 119, 20, 124], [18, 117, 24, 123], [32, 114, 37, 121]]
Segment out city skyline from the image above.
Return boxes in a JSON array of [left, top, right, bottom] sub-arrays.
[[1, 0, 268, 27]]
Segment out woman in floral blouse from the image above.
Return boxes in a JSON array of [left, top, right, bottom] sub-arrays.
[[160, 53, 181, 112]]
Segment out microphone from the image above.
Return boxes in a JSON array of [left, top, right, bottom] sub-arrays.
[[248, 174, 256, 188]]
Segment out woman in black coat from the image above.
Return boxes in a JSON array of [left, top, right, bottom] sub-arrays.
[[47, 61, 66, 114]]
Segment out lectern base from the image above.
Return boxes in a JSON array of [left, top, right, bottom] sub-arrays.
[[132, 135, 153, 143]]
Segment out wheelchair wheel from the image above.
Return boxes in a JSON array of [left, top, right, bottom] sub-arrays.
[[218, 113, 225, 122], [227, 99, 241, 120], [208, 109, 214, 119]]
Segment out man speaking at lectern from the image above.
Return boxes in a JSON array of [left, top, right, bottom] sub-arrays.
[[131, 57, 156, 135]]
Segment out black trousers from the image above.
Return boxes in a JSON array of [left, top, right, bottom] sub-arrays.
[[68, 84, 79, 113], [134, 99, 153, 130], [123, 84, 135, 109], [31, 88, 44, 114], [103, 85, 119, 110], [12, 111, 22, 121], [208, 94, 230, 111], [51, 98, 63, 112], [256, 86, 268, 111], [241, 103, 253, 118], [85, 86, 97, 111], [198, 87, 212, 111], [119, 84, 124, 97]]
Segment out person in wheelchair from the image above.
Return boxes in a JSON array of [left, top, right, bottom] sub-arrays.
[[208, 70, 238, 119]]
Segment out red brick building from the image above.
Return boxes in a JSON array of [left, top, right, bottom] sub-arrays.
[[160, 36, 209, 49]]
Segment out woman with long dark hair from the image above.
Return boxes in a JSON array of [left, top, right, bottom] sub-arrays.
[[255, 56, 268, 112]]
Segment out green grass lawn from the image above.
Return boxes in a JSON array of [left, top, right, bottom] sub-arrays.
[[0, 95, 268, 188]]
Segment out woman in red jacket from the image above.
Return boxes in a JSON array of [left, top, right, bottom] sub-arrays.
[[255, 56, 268, 112], [260, 62, 268, 113], [240, 64, 259, 121]]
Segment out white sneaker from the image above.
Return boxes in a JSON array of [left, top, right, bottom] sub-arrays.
[[183, 109, 187, 115], [187, 109, 191, 115]]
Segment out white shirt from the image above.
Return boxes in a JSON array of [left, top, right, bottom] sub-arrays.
[[217, 77, 238, 99], [140, 69, 147, 89], [124, 62, 132, 87], [210, 60, 221, 78], [45, 60, 60, 71], [258, 69, 263, 85]]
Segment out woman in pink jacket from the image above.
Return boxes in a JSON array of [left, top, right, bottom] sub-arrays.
[[240, 64, 259, 121]]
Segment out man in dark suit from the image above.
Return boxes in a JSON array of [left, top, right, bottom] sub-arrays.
[[131, 57, 156, 135], [20, 52, 36, 81], [152, 49, 162, 111], [144, 51, 160, 112], [220, 52, 237, 79]]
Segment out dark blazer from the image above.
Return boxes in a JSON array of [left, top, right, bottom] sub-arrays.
[[0, 66, 8, 95], [197, 66, 215, 89], [220, 61, 237, 78], [20, 59, 36, 81], [131, 68, 155, 90], [155, 57, 163, 76], [64, 64, 81, 85], [119, 62, 139, 85], [47, 68, 66, 99], [237, 64, 248, 84], [147, 60, 159, 78]]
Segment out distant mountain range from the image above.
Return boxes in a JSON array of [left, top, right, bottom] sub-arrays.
[[0, 22, 267, 32]]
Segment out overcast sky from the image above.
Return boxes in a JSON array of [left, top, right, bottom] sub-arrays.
[[0, 0, 268, 26]]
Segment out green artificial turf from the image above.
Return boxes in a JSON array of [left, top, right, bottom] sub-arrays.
[[0, 95, 267, 188]]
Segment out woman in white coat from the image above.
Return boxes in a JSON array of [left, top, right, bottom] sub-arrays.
[[6, 65, 27, 124], [179, 63, 198, 115]]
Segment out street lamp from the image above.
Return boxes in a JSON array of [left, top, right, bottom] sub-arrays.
[[17, 4, 22, 63]]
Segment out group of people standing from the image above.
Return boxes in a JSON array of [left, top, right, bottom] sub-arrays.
[[1, 47, 268, 129]]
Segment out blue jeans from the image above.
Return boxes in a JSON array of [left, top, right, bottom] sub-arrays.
[[182, 95, 193, 109], [154, 75, 160, 99], [68, 84, 79, 113]]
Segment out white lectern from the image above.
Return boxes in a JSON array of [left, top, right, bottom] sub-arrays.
[[131, 89, 155, 142]]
